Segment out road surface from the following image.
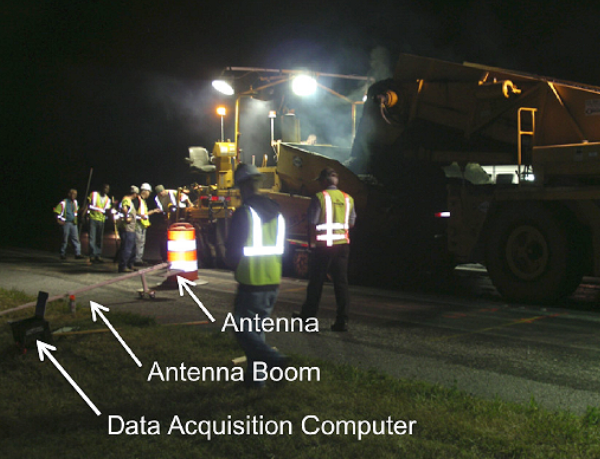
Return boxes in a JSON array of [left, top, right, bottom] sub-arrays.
[[1, 247, 600, 415]]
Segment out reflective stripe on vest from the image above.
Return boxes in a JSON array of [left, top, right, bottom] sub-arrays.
[[243, 207, 285, 257], [89, 192, 110, 212], [136, 197, 151, 228], [89, 192, 111, 221], [315, 190, 350, 246], [155, 190, 179, 213], [117, 197, 135, 226], [55, 201, 67, 221], [54, 200, 78, 222]]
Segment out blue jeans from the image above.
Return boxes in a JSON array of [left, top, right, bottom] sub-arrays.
[[89, 219, 105, 258], [119, 231, 136, 270], [233, 288, 286, 386], [60, 222, 81, 256]]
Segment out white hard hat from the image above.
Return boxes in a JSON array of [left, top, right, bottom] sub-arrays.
[[141, 183, 152, 192]]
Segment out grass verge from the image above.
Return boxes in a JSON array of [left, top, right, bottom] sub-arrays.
[[1, 288, 600, 458]]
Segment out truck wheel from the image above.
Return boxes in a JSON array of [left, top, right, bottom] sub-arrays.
[[292, 248, 309, 278], [485, 204, 583, 303]]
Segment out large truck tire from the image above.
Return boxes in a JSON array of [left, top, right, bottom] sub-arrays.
[[485, 203, 583, 303], [282, 245, 309, 279]]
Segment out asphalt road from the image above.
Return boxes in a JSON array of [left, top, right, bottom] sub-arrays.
[[1, 247, 600, 415]]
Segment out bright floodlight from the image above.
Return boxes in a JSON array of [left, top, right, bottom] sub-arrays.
[[216, 106, 227, 116], [292, 75, 317, 96], [212, 80, 234, 95]]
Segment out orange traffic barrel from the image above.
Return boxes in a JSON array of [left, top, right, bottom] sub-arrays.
[[167, 222, 198, 282]]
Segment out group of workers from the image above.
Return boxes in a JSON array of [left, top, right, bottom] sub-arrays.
[[53, 183, 186, 272], [54, 164, 356, 389]]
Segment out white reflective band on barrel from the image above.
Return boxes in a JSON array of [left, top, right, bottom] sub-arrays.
[[243, 208, 285, 257], [168, 239, 197, 252], [169, 260, 198, 272], [167, 226, 198, 273], [315, 191, 350, 246]]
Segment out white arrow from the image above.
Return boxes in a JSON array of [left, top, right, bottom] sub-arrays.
[[37, 340, 101, 416], [90, 301, 142, 367], [177, 276, 215, 322]]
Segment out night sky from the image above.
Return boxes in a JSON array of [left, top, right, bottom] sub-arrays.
[[4, 0, 600, 245]]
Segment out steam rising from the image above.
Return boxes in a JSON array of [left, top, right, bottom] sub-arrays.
[[368, 47, 393, 82]]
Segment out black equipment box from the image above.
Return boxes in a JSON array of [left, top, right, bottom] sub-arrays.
[[9, 291, 52, 352]]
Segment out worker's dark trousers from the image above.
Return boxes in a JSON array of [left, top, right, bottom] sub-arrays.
[[119, 231, 136, 270], [156, 218, 169, 262], [301, 244, 350, 324]]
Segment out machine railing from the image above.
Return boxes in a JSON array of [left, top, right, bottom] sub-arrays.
[[517, 107, 537, 184]]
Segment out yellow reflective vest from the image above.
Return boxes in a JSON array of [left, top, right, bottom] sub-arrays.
[[54, 199, 79, 224], [88, 192, 111, 222], [235, 206, 285, 286], [136, 197, 151, 228]]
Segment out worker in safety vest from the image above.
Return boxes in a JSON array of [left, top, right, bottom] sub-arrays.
[[117, 186, 138, 273], [225, 163, 288, 388], [53, 188, 84, 260], [293, 167, 356, 332], [133, 183, 160, 266], [154, 184, 191, 262], [86, 184, 113, 263], [154, 185, 190, 217]]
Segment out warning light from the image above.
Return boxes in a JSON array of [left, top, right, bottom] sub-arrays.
[[212, 80, 234, 95], [292, 75, 317, 96]]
